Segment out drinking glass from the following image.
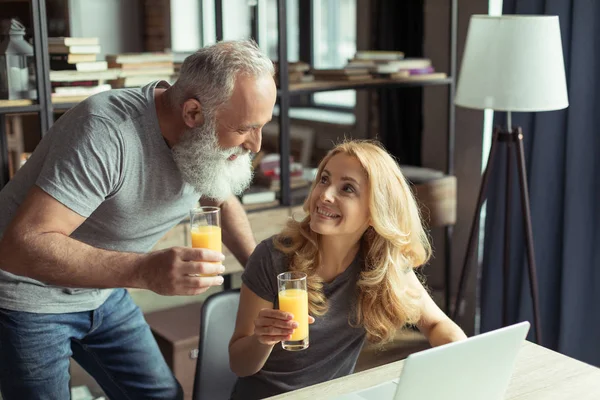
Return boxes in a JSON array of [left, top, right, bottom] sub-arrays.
[[277, 271, 309, 351], [189, 207, 222, 276]]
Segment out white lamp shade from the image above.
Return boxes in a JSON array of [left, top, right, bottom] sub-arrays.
[[455, 15, 569, 112]]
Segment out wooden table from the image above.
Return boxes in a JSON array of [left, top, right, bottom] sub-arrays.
[[265, 341, 600, 399]]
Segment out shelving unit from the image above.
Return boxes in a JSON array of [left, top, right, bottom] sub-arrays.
[[0, 0, 53, 187]]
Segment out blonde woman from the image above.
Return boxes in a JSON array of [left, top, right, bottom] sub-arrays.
[[229, 140, 466, 399]]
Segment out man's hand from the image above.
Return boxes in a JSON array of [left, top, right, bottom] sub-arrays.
[[202, 196, 256, 266], [136, 247, 226, 295]]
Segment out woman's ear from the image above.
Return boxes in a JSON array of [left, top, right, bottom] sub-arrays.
[[181, 98, 204, 128]]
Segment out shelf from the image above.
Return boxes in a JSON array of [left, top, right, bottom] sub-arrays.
[[278, 77, 453, 96], [0, 96, 91, 114], [0, 99, 41, 115], [52, 95, 91, 111]]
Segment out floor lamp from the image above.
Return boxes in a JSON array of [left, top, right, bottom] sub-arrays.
[[451, 15, 569, 344]]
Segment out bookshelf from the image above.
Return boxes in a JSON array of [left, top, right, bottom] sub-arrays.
[[0, 0, 53, 187]]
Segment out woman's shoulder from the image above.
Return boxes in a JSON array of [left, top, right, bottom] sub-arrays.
[[250, 235, 290, 272], [255, 235, 284, 255]]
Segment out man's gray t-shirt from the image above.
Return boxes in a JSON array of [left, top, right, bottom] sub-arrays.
[[231, 238, 366, 400], [0, 80, 200, 313]]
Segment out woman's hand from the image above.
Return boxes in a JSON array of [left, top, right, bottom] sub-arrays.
[[253, 308, 315, 346]]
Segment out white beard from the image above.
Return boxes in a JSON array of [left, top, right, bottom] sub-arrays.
[[172, 117, 253, 201]]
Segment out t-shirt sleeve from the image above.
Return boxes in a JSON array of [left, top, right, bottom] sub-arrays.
[[35, 115, 123, 218], [241, 239, 285, 303]]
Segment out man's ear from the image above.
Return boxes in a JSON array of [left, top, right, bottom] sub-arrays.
[[182, 98, 204, 128]]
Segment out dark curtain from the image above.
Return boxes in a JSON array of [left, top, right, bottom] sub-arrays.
[[370, 0, 424, 166], [481, 0, 600, 367]]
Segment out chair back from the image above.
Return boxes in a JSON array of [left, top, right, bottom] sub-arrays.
[[192, 288, 241, 400]]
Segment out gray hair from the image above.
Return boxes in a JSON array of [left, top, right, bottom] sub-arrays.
[[173, 39, 275, 114]]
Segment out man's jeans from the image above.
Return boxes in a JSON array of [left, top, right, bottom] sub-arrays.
[[0, 289, 183, 400]]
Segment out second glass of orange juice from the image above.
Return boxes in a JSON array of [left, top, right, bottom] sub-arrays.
[[277, 271, 309, 351], [189, 207, 222, 276]]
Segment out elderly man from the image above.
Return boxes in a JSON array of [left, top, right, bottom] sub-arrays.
[[0, 40, 276, 399]]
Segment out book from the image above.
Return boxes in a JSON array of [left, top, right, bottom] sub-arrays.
[[391, 72, 447, 81], [117, 67, 175, 77], [240, 187, 277, 205], [50, 53, 97, 64], [273, 61, 310, 73], [48, 37, 99, 46], [355, 50, 405, 61], [49, 69, 120, 82], [346, 59, 376, 67], [105, 52, 174, 64], [48, 44, 102, 54], [374, 59, 432, 73], [386, 71, 410, 79], [51, 80, 100, 88], [53, 84, 112, 96], [407, 66, 435, 75], [107, 61, 174, 70], [51, 94, 92, 103], [314, 74, 372, 81], [109, 75, 174, 88], [50, 60, 108, 72], [311, 68, 370, 76]]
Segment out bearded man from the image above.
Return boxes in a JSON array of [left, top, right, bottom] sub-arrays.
[[0, 40, 276, 400]]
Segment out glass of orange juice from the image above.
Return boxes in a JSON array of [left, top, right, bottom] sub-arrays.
[[277, 271, 309, 351], [189, 207, 222, 276]]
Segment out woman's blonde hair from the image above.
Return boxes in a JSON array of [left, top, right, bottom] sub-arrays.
[[274, 139, 431, 344]]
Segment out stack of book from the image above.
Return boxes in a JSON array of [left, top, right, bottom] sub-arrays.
[[346, 50, 447, 81], [106, 52, 176, 88], [48, 37, 106, 72], [311, 67, 372, 81], [239, 186, 279, 211], [254, 153, 310, 192], [169, 52, 191, 82], [48, 37, 115, 102], [274, 61, 313, 84]]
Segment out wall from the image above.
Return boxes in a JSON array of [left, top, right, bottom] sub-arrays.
[[68, 0, 143, 58]]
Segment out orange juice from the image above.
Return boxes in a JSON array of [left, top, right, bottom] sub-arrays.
[[278, 288, 309, 341], [190, 225, 222, 252], [191, 226, 222, 276]]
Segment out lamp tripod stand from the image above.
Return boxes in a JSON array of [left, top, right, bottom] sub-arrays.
[[452, 113, 542, 345]]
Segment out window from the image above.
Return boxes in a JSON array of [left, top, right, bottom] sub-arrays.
[[196, 0, 356, 109], [313, 0, 357, 107], [198, 0, 300, 61], [261, 0, 300, 62]]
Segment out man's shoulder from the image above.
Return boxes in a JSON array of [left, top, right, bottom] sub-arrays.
[[70, 87, 149, 126]]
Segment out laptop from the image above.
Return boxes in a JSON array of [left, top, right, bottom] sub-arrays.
[[336, 321, 530, 400]]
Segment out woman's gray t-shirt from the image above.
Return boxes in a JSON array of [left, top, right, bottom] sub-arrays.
[[231, 238, 367, 400]]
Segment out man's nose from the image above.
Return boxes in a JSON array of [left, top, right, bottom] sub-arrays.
[[244, 129, 262, 154]]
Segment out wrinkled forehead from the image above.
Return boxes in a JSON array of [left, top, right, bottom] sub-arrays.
[[217, 74, 276, 123]]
